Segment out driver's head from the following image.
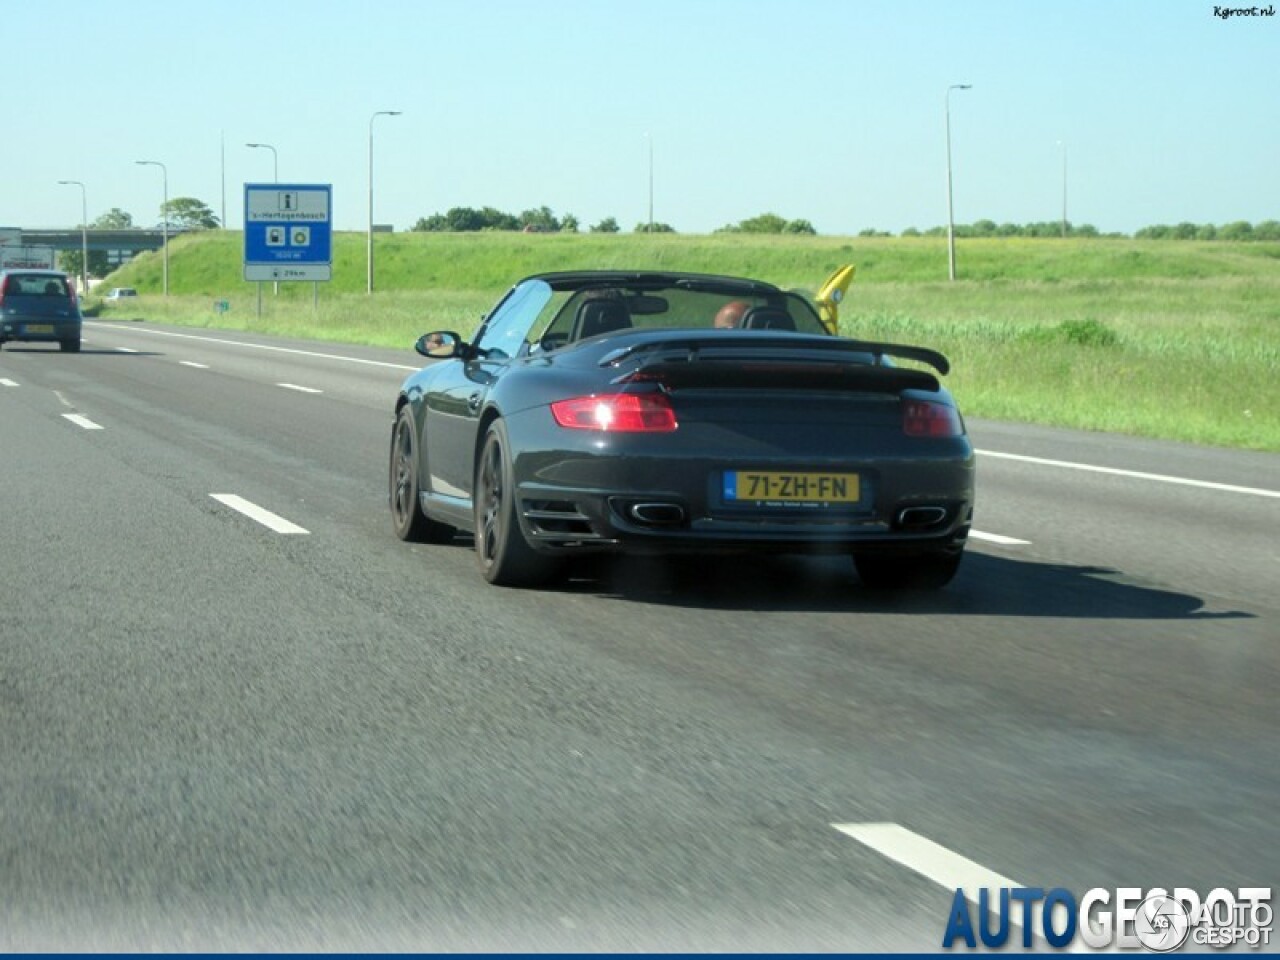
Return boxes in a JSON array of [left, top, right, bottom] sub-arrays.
[[714, 300, 750, 329]]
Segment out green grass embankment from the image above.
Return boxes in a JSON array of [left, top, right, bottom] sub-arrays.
[[92, 232, 1280, 451]]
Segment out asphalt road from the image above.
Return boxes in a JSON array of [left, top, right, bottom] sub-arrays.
[[1, 320, 1276, 951]]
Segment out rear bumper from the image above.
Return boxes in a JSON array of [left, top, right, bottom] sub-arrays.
[[505, 410, 976, 557], [0, 318, 81, 343]]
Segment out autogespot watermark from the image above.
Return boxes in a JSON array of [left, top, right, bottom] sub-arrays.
[[1213, 4, 1276, 17], [942, 886, 1273, 951]]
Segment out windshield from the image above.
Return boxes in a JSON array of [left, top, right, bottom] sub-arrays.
[[5, 274, 70, 297], [526, 282, 827, 353]]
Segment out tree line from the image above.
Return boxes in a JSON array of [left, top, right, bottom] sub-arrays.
[[408, 207, 1280, 242], [409, 206, 677, 234]]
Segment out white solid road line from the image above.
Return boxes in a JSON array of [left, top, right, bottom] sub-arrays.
[[83, 321, 419, 372], [970, 530, 1031, 546], [979, 448, 1280, 499], [79, 321, 1278, 501], [209, 494, 309, 535], [277, 382, 323, 394], [62, 413, 104, 430], [180, 361, 210, 369]]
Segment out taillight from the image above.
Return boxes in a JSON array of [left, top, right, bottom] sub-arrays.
[[550, 393, 678, 432], [903, 399, 963, 437]]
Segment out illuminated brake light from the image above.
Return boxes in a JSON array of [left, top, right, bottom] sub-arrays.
[[551, 393, 677, 432], [903, 399, 963, 437]]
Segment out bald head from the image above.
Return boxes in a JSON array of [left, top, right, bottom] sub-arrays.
[[714, 300, 750, 329]]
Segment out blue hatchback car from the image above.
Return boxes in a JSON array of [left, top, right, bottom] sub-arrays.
[[0, 269, 82, 352]]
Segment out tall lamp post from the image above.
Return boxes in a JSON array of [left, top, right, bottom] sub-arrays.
[[247, 143, 280, 295], [246, 142, 279, 182], [135, 159, 169, 296], [367, 110, 401, 294], [945, 83, 972, 282], [57, 179, 88, 297], [1057, 140, 1068, 239]]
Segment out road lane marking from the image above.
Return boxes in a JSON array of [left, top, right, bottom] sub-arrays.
[[62, 414, 104, 430], [970, 530, 1031, 546], [0, 378, 18, 387], [277, 382, 323, 394], [115, 346, 140, 354], [979, 449, 1280, 499], [180, 361, 210, 369], [83, 322, 419, 372], [834, 822, 1019, 890], [832, 823, 1078, 951], [209, 494, 309, 534]]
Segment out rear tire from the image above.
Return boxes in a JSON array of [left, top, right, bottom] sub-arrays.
[[855, 548, 963, 590], [474, 420, 562, 587], [389, 406, 455, 543], [60, 339, 80, 353]]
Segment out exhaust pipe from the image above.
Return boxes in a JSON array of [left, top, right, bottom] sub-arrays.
[[896, 506, 947, 529], [629, 502, 686, 526]]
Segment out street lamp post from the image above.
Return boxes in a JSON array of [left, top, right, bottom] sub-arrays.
[[367, 110, 402, 294], [246, 142, 279, 182], [135, 160, 169, 296], [945, 83, 972, 282], [247, 143, 280, 296], [57, 179, 88, 298]]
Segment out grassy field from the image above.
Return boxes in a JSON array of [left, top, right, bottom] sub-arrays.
[[92, 232, 1280, 452]]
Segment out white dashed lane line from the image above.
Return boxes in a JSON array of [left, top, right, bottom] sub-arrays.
[[834, 822, 1019, 891], [0, 377, 18, 387], [180, 361, 210, 369], [115, 347, 140, 354], [970, 530, 1031, 546], [62, 413, 104, 430], [832, 823, 1084, 952], [277, 383, 323, 394], [209, 494, 309, 535]]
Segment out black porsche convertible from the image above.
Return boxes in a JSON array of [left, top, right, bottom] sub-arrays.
[[390, 271, 975, 589]]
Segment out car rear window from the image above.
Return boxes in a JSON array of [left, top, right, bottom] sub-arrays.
[[5, 274, 69, 296]]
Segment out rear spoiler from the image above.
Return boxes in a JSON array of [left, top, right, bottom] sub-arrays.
[[600, 335, 951, 375], [619, 358, 940, 394]]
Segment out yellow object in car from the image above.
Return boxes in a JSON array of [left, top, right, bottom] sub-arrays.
[[814, 264, 855, 335]]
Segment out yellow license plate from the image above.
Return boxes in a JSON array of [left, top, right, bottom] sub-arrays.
[[725, 471, 861, 503], [26, 324, 54, 334]]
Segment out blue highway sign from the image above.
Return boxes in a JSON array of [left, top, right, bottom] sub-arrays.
[[244, 183, 332, 281]]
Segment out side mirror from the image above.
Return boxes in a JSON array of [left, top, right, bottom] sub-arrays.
[[415, 331, 462, 359]]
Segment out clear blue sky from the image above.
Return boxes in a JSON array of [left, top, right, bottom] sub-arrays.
[[8, 0, 1277, 235]]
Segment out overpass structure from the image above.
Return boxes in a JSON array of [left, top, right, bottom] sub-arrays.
[[18, 228, 186, 253]]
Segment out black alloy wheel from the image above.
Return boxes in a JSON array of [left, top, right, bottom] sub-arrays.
[[474, 420, 561, 587], [389, 406, 454, 543]]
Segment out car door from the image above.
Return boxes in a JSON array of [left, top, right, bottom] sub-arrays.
[[426, 278, 552, 500]]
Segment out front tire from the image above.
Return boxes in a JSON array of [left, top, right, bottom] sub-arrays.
[[855, 548, 963, 590], [389, 405, 455, 543], [474, 420, 562, 587]]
